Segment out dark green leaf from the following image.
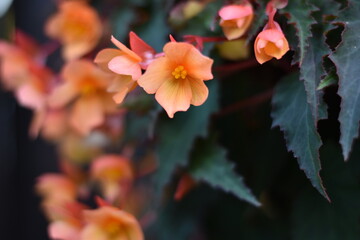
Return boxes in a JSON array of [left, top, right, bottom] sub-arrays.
[[281, 0, 317, 65], [271, 73, 328, 199], [329, 0, 360, 160], [299, 24, 328, 121], [154, 80, 219, 190], [189, 137, 260, 207], [292, 142, 360, 240]]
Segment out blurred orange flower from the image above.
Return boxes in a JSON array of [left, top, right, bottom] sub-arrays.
[[219, 3, 254, 40], [48, 202, 87, 240], [94, 32, 155, 104], [254, 2, 289, 64], [138, 41, 213, 118], [91, 155, 133, 203], [45, 0, 102, 60], [81, 206, 144, 240], [0, 32, 56, 137], [48, 60, 117, 135]]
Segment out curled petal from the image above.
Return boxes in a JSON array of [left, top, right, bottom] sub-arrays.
[[138, 57, 171, 94], [219, 4, 253, 20], [108, 55, 142, 80], [94, 48, 122, 73], [155, 78, 192, 118], [111, 36, 141, 62]]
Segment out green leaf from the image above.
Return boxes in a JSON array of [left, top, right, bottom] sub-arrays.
[[329, 0, 360, 160], [271, 73, 328, 199], [292, 142, 360, 240], [188, 137, 260, 207], [317, 70, 337, 90], [299, 24, 328, 121], [154, 80, 219, 190], [281, 0, 317, 65]]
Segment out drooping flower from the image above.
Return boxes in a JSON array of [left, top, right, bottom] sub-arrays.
[[48, 60, 118, 135], [81, 206, 144, 240], [91, 155, 133, 203], [94, 32, 155, 104], [45, 0, 102, 60], [0, 32, 54, 126], [138, 41, 213, 118], [219, 2, 254, 40], [254, 2, 289, 64]]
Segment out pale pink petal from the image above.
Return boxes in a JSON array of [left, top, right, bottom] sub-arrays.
[[49, 221, 81, 240], [188, 77, 209, 106], [48, 83, 79, 108], [219, 5, 253, 20], [16, 83, 45, 111], [108, 55, 142, 80], [137, 57, 172, 94], [155, 78, 192, 118], [70, 96, 104, 135], [94, 48, 122, 73]]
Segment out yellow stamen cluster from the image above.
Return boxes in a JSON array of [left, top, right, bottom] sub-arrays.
[[172, 65, 187, 79]]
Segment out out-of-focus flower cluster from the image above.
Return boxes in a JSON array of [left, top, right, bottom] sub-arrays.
[[0, 0, 291, 239]]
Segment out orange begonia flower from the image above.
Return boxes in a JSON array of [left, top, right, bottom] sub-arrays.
[[36, 173, 78, 213], [0, 32, 55, 137], [254, 2, 289, 64], [219, 3, 254, 40], [138, 42, 213, 118], [48, 60, 117, 135], [45, 1, 102, 60], [81, 206, 144, 240], [94, 32, 155, 104], [91, 155, 133, 203]]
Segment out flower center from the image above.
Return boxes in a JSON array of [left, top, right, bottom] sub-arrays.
[[172, 65, 187, 79]]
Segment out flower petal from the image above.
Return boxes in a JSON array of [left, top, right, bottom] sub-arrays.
[[137, 57, 171, 94], [70, 95, 104, 135], [107, 75, 135, 104], [218, 5, 253, 20], [188, 77, 209, 106], [129, 31, 155, 60], [108, 55, 142, 80], [185, 46, 213, 80], [111, 35, 141, 62], [155, 78, 192, 118], [94, 48, 122, 73], [49, 221, 81, 240], [16, 82, 46, 111], [48, 83, 79, 108]]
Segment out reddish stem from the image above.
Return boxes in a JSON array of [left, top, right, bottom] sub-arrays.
[[215, 59, 259, 77], [214, 88, 274, 117]]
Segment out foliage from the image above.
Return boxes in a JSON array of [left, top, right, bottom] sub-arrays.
[[2, 0, 360, 239]]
